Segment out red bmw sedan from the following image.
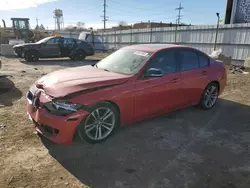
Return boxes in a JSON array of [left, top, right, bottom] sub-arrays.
[[27, 44, 227, 144]]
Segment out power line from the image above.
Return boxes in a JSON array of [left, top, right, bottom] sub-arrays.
[[175, 3, 184, 25]]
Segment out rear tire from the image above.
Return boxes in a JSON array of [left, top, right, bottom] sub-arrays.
[[77, 101, 119, 144], [69, 50, 86, 61], [199, 82, 219, 110], [25, 51, 39, 62]]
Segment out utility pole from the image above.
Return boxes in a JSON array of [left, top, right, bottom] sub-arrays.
[[175, 3, 184, 25], [102, 0, 108, 32], [174, 3, 184, 44], [100, 0, 108, 52]]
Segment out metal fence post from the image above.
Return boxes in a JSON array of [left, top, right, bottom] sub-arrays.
[[130, 25, 133, 44], [150, 22, 153, 43], [174, 20, 178, 44], [114, 29, 116, 49], [214, 13, 220, 50], [91, 30, 95, 49]]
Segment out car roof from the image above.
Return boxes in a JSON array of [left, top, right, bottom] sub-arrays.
[[122, 44, 190, 52]]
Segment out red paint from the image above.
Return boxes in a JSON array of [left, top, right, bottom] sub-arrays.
[[27, 45, 227, 144]]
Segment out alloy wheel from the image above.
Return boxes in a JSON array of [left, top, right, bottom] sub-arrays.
[[84, 107, 115, 140], [204, 85, 218, 108]]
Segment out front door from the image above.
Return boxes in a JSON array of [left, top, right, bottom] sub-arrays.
[[134, 49, 182, 120], [39, 37, 61, 58]]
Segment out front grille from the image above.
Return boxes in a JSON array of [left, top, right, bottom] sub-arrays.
[[38, 124, 59, 136]]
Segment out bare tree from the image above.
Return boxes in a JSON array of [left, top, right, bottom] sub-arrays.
[[40, 24, 45, 30], [76, 22, 85, 30], [64, 22, 89, 32], [118, 21, 128, 27]]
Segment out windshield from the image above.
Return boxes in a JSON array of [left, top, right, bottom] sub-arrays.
[[95, 49, 152, 75], [36, 37, 54, 44]]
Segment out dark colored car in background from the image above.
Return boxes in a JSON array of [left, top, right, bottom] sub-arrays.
[[13, 36, 94, 62]]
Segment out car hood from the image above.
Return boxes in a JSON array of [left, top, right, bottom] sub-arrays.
[[36, 65, 131, 98], [13, 43, 37, 48]]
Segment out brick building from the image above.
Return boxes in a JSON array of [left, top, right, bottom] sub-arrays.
[[97, 22, 189, 32]]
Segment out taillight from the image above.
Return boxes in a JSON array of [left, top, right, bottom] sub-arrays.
[[90, 44, 94, 48]]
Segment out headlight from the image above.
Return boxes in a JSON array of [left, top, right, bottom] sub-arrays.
[[43, 100, 82, 116]]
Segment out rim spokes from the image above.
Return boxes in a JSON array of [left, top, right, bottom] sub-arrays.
[[101, 109, 113, 121], [86, 123, 97, 133], [85, 107, 115, 140], [95, 127, 99, 139], [204, 86, 218, 108]]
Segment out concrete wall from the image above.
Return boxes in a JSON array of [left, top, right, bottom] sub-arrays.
[[0, 44, 14, 56], [94, 23, 250, 61]]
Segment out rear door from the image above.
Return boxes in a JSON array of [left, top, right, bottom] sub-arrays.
[[60, 38, 76, 57], [178, 48, 210, 105], [134, 49, 182, 120], [39, 37, 61, 58]]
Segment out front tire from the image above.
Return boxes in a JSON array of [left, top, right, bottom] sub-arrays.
[[77, 102, 119, 144], [25, 51, 39, 62], [199, 82, 219, 110]]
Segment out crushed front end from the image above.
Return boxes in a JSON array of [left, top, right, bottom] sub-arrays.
[[26, 85, 90, 144]]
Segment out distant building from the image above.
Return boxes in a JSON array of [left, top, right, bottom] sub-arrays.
[[133, 22, 188, 29], [97, 22, 189, 32], [97, 25, 132, 32]]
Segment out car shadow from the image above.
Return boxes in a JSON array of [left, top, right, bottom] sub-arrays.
[[41, 99, 250, 188], [0, 76, 22, 107], [19, 59, 99, 67]]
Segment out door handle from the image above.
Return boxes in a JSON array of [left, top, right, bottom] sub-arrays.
[[171, 78, 180, 83], [202, 70, 207, 75]]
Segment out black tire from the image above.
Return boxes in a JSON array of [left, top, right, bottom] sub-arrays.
[[75, 50, 86, 60], [77, 101, 120, 144], [69, 55, 76, 60], [25, 50, 39, 62], [199, 82, 219, 110]]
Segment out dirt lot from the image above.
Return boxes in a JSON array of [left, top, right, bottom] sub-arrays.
[[0, 55, 250, 188]]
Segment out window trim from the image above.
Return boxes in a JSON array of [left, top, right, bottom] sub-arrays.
[[141, 49, 179, 78], [177, 48, 201, 72]]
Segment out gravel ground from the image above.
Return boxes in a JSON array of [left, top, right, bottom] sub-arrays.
[[0, 55, 250, 188]]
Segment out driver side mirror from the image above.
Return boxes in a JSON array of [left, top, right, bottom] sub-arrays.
[[144, 68, 163, 78]]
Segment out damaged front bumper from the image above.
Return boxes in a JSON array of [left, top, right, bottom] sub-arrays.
[[26, 88, 90, 145]]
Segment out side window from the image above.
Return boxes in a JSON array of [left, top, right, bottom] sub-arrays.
[[46, 38, 60, 45], [179, 50, 199, 71], [63, 38, 75, 45], [198, 53, 209, 68], [146, 50, 177, 75]]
